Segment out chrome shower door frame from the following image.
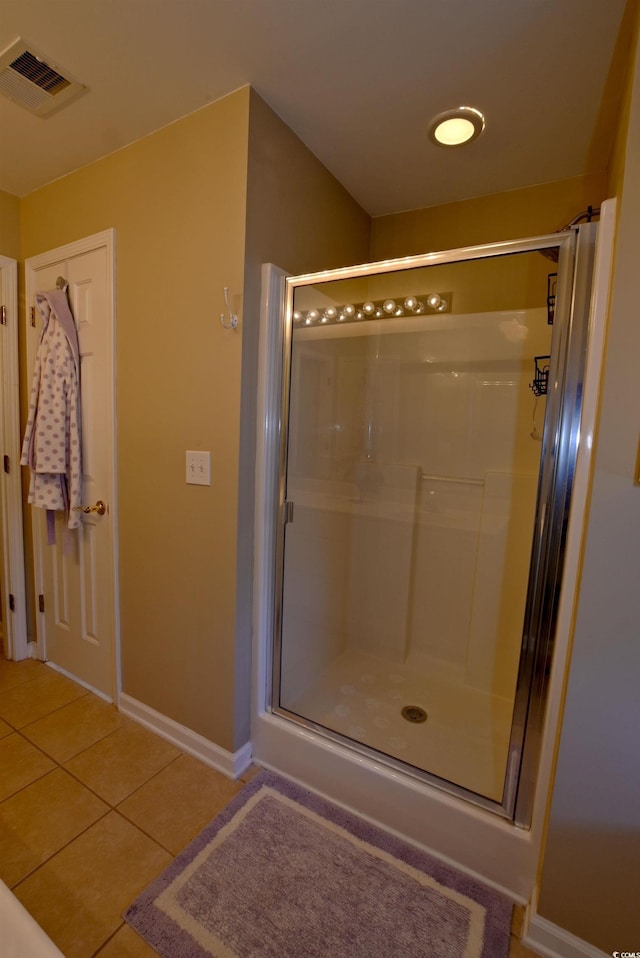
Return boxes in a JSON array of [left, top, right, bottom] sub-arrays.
[[270, 226, 595, 824]]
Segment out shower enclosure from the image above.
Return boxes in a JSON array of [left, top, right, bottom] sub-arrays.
[[254, 219, 605, 868]]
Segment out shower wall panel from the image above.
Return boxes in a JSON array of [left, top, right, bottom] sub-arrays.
[[284, 308, 548, 698], [344, 466, 418, 662], [408, 482, 482, 668]]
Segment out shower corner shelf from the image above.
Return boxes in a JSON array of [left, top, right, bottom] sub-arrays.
[[547, 273, 557, 325], [530, 355, 550, 397]]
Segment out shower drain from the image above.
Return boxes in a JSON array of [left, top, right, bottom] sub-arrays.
[[401, 705, 428, 724]]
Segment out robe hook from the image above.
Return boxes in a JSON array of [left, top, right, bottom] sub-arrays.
[[220, 287, 238, 329], [56, 275, 68, 291]]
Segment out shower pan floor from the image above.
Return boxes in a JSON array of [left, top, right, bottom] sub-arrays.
[[284, 648, 514, 801]]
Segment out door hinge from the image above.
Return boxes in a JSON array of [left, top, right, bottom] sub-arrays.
[[0, 305, 6, 325], [284, 500, 295, 524], [30, 307, 36, 327], [9, 594, 15, 612], [3, 455, 9, 474], [38, 594, 45, 613]]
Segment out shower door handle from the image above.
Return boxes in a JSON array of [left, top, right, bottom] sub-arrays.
[[284, 501, 294, 524]]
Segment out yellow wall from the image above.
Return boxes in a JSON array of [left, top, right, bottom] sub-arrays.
[[536, 12, 640, 950], [245, 90, 371, 277], [606, 0, 640, 197], [18, 85, 370, 754], [367, 173, 607, 324], [0, 189, 20, 259], [234, 91, 370, 744], [21, 88, 252, 749], [370, 172, 607, 261]]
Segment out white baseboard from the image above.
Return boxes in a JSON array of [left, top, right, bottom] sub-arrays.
[[118, 693, 253, 780], [524, 914, 609, 958]]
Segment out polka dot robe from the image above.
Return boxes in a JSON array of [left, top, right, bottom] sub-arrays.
[[21, 289, 82, 535]]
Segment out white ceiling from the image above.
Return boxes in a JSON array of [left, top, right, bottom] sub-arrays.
[[0, 0, 630, 216]]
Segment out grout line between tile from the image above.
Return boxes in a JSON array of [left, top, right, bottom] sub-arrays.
[[0, 664, 49, 695], [21, 716, 134, 765], [18, 692, 110, 734], [109, 753, 186, 856], [111, 806, 177, 858], [59, 759, 137, 809], [0, 733, 58, 804], [60, 734, 184, 810], [90, 921, 124, 957], [8, 805, 113, 893], [0, 709, 22, 732], [90, 920, 161, 957], [0, 688, 92, 731], [113, 751, 183, 804], [0, 767, 56, 806]]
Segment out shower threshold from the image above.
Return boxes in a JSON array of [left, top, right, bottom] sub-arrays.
[[283, 648, 514, 802]]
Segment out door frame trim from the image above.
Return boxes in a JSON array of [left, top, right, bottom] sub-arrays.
[[0, 255, 28, 659], [24, 229, 120, 699]]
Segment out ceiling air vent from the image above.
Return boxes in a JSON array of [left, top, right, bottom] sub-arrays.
[[0, 38, 86, 117]]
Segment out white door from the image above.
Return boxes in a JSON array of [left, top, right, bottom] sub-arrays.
[[0, 256, 28, 659], [25, 230, 117, 699]]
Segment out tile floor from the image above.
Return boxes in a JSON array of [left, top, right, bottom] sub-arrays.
[[0, 653, 538, 957]]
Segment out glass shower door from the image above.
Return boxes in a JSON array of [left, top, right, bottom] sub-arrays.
[[273, 231, 590, 817]]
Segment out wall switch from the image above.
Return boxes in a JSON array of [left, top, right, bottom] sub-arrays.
[[186, 450, 211, 486]]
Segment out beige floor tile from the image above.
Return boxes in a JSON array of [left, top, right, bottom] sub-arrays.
[[13, 811, 172, 958], [0, 656, 48, 693], [239, 762, 263, 783], [64, 722, 180, 805], [22, 693, 127, 763], [96, 922, 160, 956], [0, 669, 87, 728], [511, 903, 526, 937], [0, 734, 56, 802], [509, 935, 540, 957], [118, 752, 244, 854], [0, 717, 12, 738], [0, 767, 109, 888]]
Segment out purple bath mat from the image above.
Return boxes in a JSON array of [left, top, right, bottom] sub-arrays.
[[124, 769, 512, 957]]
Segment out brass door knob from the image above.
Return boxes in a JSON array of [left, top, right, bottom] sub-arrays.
[[74, 500, 107, 516]]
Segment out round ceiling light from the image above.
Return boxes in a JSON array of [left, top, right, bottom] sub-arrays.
[[428, 106, 485, 147]]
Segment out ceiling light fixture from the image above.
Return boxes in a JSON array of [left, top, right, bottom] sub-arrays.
[[428, 106, 485, 147]]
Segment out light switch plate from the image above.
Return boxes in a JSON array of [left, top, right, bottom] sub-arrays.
[[186, 450, 211, 486]]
